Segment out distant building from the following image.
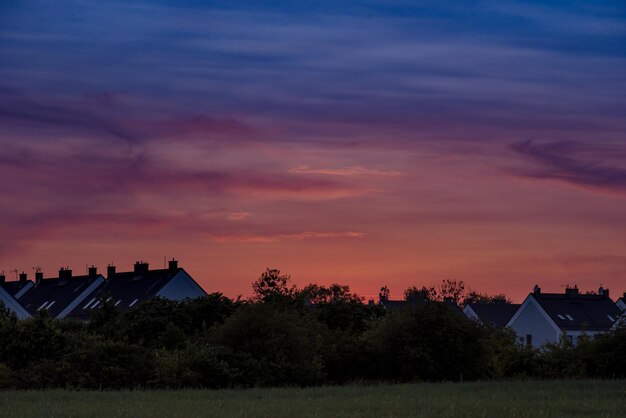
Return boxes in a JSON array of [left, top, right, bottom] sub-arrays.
[[377, 286, 463, 315], [463, 303, 520, 328], [0, 272, 32, 319], [18, 268, 105, 319], [65, 260, 207, 320], [507, 285, 621, 348]]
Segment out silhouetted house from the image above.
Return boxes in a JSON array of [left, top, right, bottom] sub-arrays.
[[616, 292, 626, 312], [0, 273, 32, 319], [463, 303, 520, 328], [65, 260, 207, 320], [377, 286, 463, 314], [18, 268, 105, 319], [507, 285, 621, 348]]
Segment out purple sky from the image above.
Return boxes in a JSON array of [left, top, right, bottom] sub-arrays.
[[1, 0, 625, 300]]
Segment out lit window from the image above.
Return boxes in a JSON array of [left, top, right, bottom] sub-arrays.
[[46, 301, 55, 309], [557, 314, 566, 320], [114, 300, 121, 306], [83, 298, 96, 309], [106, 297, 112, 302], [37, 301, 49, 311], [92, 300, 101, 309], [608, 315, 615, 322], [565, 314, 574, 321], [129, 298, 139, 307]]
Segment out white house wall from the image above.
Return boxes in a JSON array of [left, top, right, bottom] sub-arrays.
[[508, 297, 559, 348], [157, 270, 207, 301]]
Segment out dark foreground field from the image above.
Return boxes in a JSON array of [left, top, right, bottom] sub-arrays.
[[0, 380, 624, 417]]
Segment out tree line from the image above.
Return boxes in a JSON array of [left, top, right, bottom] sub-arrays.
[[0, 269, 624, 389]]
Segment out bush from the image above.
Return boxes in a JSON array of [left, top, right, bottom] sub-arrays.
[[363, 303, 489, 381]]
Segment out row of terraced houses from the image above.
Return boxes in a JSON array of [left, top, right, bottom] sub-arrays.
[[1, 260, 625, 348], [0, 260, 206, 321]]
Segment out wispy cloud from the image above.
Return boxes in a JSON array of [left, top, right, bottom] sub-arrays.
[[289, 165, 401, 177], [512, 140, 626, 195], [210, 230, 365, 243]]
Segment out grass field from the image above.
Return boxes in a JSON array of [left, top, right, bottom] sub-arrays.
[[0, 380, 624, 417]]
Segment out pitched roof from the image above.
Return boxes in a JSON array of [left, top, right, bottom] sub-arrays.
[[0, 280, 33, 299], [380, 298, 463, 315], [611, 311, 626, 331], [0, 285, 31, 319], [19, 274, 104, 318], [466, 303, 520, 328], [65, 267, 185, 320], [532, 292, 621, 331]]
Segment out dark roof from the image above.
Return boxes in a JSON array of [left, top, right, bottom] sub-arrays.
[[65, 267, 184, 320], [19, 275, 103, 318], [380, 298, 463, 315], [466, 303, 520, 328], [532, 292, 621, 331], [0, 280, 32, 298]]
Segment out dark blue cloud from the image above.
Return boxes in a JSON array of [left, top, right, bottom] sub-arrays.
[[512, 140, 626, 192]]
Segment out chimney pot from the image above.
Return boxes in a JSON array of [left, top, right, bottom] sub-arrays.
[[565, 286, 579, 297], [0, 274, 5, 284], [19, 272, 27, 283], [88, 266, 98, 277], [533, 285, 541, 294], [168, 259, 179, 271], [35, 271, 44, 285]]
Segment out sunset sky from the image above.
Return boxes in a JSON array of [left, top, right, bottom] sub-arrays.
[[1, 0, 625, 301]]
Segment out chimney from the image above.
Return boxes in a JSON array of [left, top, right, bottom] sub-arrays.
[[379, 286, 390, 303], [88, 266, 98, 277], [0, 273, 5, 284], [598, 287, 609, 299], [35, 271, 44, 285], [533, 284, 541, 294], [168, 259, 179, 271], [19, 272, 27, 283], [59, 267, 72, 280], [565, 285, 579, 297], [107, 265, 116, 279], [134, 261, 149, 274]]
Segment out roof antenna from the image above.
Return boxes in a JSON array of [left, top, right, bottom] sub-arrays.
[[11, 269, 18, 280]]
